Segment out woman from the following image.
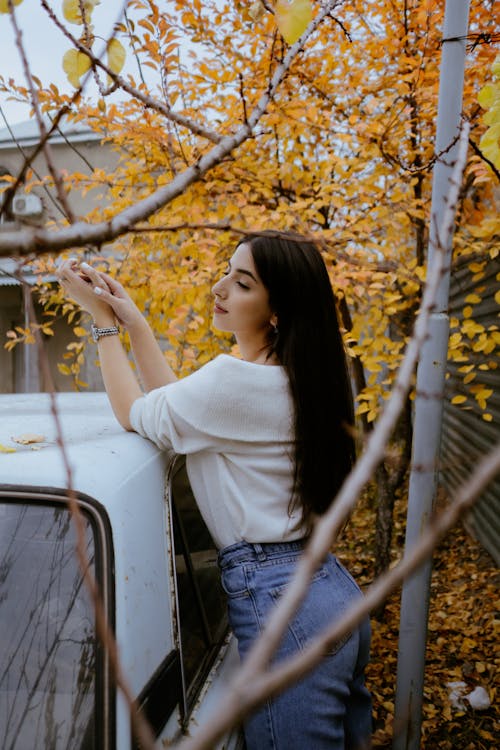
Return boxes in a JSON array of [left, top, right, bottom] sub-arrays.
[[58, 232, 372, 749]]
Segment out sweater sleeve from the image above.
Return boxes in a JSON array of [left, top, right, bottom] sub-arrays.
[[129, 355, 292, 453]]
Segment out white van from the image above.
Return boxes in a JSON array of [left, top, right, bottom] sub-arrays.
[[0, 392, 243, 750]]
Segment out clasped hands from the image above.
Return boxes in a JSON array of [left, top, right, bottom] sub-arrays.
[[57, 259, 143, 330]]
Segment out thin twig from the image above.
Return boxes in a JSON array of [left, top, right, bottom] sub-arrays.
[[468, 136, 500, 182], [39, 0, 222, 145], [8, 1, 76, 222], [0, 0, 343, 256]]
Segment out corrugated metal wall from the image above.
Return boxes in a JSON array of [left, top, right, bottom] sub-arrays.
[[440, 253, 500, 565]]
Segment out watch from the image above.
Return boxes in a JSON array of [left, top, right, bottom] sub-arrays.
[[91, 324, 120, 343]]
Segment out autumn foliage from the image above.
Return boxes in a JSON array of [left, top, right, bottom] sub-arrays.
[[1, 2, 499, 745], [1, 0, 497, 410], [337, 488, 499, 748]]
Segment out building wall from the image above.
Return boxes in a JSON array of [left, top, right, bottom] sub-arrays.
[[0, 124, 121, 393], [0, 135, 120, 223], [0, 282, 105, 393]]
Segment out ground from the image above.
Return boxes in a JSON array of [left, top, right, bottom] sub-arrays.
[[335, 490, 499, 749]]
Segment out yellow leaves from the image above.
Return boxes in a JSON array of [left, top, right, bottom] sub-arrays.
[[62, 49, 91, 88], [107, 38, 126, 76], [275, 0, 312, 45], [478, 53, 500, 168], [0, 0, 22, 12], [470, 385, 493, 410], [62, 36, 125, 89], [448, 332, 462, 349], [464, 293, 481, 305], [249, 0, 266, 22], [479, 122, 500, 167], [461, 319, 485, 338], [0, 443, 16, 453], [12, 433, 45, 445], [453, 385, 495, 411], [62, 0, 99, 25], [477, 82, 499, 110], [468, 261, 485, 274]]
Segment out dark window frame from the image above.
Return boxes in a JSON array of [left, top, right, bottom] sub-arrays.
[[167, 456, 230, 720], [131, 457, 230, 743], [0, 485, 116, 750]]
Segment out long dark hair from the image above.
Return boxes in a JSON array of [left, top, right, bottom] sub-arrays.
[[242, 231, 355, 525]]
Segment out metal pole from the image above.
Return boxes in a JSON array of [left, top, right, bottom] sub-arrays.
[[393, 2, 471, 748]]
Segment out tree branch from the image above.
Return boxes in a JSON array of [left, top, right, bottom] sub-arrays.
[[39, 0, 223, 144], [0, 0, 343, 257], [8, 2, 76, 223]]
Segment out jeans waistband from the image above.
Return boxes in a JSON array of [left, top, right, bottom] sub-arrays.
[[217, 539, 307, 569]]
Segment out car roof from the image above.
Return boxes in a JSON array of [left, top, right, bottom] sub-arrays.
[[0, 392, 167, 504]]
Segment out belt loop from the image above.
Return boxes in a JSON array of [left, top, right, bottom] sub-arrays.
[[253, 543, 267, 561]]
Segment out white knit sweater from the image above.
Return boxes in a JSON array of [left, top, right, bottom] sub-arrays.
[[129, 354, 306, 548]]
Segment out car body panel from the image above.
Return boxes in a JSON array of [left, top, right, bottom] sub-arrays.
[[0, 392, 242, 749]]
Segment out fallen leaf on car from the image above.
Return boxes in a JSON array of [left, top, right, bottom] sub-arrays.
[[12, 433, 46, 445], [0, 443, 16, 453]]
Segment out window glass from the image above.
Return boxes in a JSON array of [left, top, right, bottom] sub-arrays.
[[170, 459, 228, 697], [0, 502, 97, 749]]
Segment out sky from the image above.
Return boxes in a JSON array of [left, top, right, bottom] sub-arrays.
[[0, 1, 142, 127]]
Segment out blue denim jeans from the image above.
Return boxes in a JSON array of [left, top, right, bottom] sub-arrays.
[[218, 540, 372, 750]]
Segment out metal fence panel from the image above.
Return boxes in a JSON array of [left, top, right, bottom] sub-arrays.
[[440, 253, 500, 565]]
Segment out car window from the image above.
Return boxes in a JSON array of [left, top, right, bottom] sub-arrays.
[[0, 500, 100, 750], [170, 458, 228, 710]]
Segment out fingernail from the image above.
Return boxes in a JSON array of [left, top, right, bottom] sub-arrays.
[[94, 287, 103, 295], [81, 262, 91, 270]]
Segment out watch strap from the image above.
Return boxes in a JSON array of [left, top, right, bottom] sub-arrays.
[[91, 324, 120, 342]]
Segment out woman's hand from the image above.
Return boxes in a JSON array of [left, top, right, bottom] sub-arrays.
[[57, 258, 114, 323], [58, 260, 145, 330], [58, 259, 175, 389], [78, 264, 145, 331]]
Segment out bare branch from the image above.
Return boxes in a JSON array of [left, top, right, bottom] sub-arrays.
[[0, 0, 343, 257], [8, 2, 76, 222], [0, 104, 68, 219], [39, 0, 222, 144]]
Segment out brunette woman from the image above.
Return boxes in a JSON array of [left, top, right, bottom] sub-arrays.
[[58, 232, 372, 749]]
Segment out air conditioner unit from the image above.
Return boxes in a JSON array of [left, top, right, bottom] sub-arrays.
[[12, 193, 43, 219]]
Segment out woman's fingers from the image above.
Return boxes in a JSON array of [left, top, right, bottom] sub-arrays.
[[80, 262, 110, 291], [57, 257, 78, 283], [57, 259, 116, 319], [95, 270, 128, 298], [57, 260, 142, 329]]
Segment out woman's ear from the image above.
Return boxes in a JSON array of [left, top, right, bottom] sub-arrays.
[[270, 313, 278, 329]]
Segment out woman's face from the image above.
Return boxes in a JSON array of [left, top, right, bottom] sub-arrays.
[[212, 243, 276, 339]]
